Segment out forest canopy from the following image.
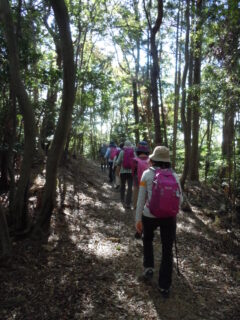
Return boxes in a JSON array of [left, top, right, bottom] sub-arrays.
[[0, 0, 239, 243]]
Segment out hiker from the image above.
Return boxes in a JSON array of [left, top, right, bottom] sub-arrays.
[[99, 143, 107, 172], [113, 142, 124, 190], [135, 146, 183, 298], [116, 140, 134, 209], [104, 141, 117, 183], [132, 141, 150, 210]]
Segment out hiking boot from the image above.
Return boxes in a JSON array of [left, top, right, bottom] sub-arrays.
[[158, 287, 170, 298], [143, 268, 154, 280], [125, 204, 131, 209]]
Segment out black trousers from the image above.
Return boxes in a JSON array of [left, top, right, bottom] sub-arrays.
[[108, 162, 114, 182], [120, 173, 133, 206], [142, 215, 176, 290]]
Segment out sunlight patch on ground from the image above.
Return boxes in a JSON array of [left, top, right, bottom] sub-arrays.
[[177, 221, 201, 236], [88, 238, 127, 259], [109, 274, 159, 319], [102, 182, 113, 190], [77, 231, 129, 259]]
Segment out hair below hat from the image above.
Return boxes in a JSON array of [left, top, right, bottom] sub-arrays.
[[149, 146, 170, 162]]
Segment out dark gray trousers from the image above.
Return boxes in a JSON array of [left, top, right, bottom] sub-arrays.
[[120, 173, 133, 206]]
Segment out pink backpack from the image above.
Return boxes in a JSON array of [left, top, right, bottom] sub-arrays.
[[110, 147, 118, 160], [135, 158, 149, 184], [122, 147, 134, 169], [148, 169, 180, 218]]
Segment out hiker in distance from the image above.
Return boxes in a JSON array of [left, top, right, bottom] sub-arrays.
[[116, 140, 135, 209], [99, 142, 107, 172], [132, 141, 150, 210], [135, 146, 183, 298], [113, 142, 124, 190], [104, 141, 117, 183]]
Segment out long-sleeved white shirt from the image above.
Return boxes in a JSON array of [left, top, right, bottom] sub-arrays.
[[136, 167, 183, 222]]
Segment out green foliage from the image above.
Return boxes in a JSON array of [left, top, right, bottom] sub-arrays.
[[0, 0, 239, 192]]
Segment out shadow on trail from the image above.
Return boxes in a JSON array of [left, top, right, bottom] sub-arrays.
[[180, 209, 240, 257], [1, 158, 239, 320]]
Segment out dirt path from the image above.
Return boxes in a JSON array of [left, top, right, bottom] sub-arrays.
[[0, 158, 239, 320]]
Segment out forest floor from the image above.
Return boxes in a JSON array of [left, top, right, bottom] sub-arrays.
[[0, 157, 240, 320]]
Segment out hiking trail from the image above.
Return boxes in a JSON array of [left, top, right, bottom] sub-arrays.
[[0, 157, 239, 320]]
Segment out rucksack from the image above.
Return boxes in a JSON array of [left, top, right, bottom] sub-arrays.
[[134, 158, 149, 184], [122, 147, 134, 169], [109, 147, 118, 160], [148, 168, 180, 218]]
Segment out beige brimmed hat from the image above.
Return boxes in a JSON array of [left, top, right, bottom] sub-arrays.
[[124, 140, 132, 147], [149, 146, 170, 162]]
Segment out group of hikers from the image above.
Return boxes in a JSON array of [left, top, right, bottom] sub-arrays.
[[99, 140, 183, 298]]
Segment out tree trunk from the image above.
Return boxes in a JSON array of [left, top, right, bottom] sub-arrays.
[[189, 0, 203, 181], [0, 0, 36, 231], [133, 0, 140, 145], [0, 88, 10, 191], [172, 0, 181, 169], [0, 205, 12, 258], [145, 29, 153, 146], [159, 41, 168, 147], [221, 0, 239, 197], [222, 103, 235, 182], [132, 79, 140, 144], [144, 0, 163, 145], [205, 111, 214, 182], [150, 30, 162, 145], [33, 0, 76, 233], [8, 90, 17, 220], [180, 0, 190, 189]]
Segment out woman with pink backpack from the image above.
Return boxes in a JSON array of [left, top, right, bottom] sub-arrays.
[[116, 140, 134, 209], [132, 141, 150, 210], [135, 146, 183, 298]]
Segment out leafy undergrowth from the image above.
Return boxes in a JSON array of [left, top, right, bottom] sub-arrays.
[[0, 157, 240, 320]]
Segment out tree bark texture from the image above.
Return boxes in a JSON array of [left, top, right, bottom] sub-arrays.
[[180, 0, 190, 188], [0, 0, 36, 231], [132, 80, 140, 144], [144, 0, 163, 145], [0, 205, 12, 258], [133, 0, 140, 145], [190, 0, 203, 181], [34, 0, 76, 232], [159, 42, 168, 147], [172, 0, 181, 169]]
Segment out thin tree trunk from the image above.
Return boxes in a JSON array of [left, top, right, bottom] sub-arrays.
[[159, 41, 168, 147], [145, 29, 153, 146], [132, 80, 140, 144], [33, 0, 76, 234], [0, 0, 36, 231], [133, 0, 140, 144], [189, 0, 203, 181], [180, 0, 190, 189], [172, 0, 181, 169], [0, 205, 12, 258], [222, 102, 235, 195], [144, 0, 163, 145], [8, 89, 17, 220], [205, 111, 214, 182]]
